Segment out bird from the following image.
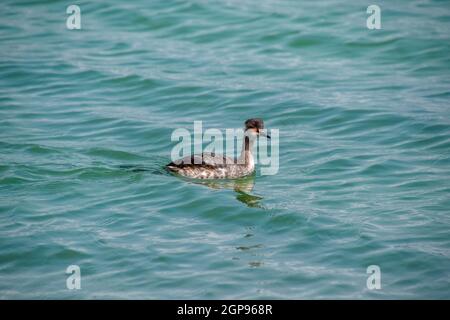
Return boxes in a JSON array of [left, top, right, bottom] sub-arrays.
[[166, 118, 270, 179]]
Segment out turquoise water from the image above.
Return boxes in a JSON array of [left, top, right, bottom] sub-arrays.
[[1, 0, 450, 299]]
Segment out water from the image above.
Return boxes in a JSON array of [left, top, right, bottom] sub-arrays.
[[1, 0, 449, 299]]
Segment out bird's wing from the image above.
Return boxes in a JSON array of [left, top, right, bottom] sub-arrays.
[[167, 153, 233, 168]]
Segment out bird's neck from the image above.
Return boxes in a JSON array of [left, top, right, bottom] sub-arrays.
[[239, 136, 255, 169]]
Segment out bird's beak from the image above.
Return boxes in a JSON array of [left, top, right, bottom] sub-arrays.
[[259, 130, 271, 139]]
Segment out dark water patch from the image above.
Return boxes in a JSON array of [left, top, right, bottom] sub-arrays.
[[288, 37, 323, 48], [84, 148, 147, 161], [0, 176, 34, 186]]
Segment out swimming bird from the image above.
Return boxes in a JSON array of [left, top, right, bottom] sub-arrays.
[[166, 118, 270, 179]]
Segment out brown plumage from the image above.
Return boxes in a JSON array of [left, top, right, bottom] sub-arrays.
[[166, 118, 269, 179]]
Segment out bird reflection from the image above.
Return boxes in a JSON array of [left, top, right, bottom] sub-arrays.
[[187, 175, 264, 208], [119, 164, 264, 208], [177, 174, 265, 268]]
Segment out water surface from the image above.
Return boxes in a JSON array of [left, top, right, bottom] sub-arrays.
[[0, 0, 449, 299]]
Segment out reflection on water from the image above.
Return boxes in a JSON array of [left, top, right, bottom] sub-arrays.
[[122, 165, 266, 267], [119, 164, 265, 208], [189, 176, 266, 267], [172, 173, 266, 268], [236, 244, 263, 251], [235, 191, 264, 209], [187, 175, 265, 208], [235, 238, 265, 268]]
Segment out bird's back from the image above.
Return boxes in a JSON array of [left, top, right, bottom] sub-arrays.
[[166, 153, 251, 179]]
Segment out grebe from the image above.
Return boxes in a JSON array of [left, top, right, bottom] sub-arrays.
[[166, 118, 270, 179]]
